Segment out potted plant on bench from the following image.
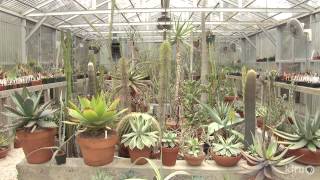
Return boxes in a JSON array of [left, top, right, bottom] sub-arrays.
[[161, 131, 179, 166], [3, 88, 57, 164], [183, 138, 205, 166]]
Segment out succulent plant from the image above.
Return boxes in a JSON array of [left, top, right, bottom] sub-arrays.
[[273, 111, 320, 152], [211, 135, 243, 157], [66, 92, 126, 136], [185, 138, 202, 157], [255, 104, 267, 118], [121, 114, 159, 150], [233, 100, 244, 112], [162, 131, 177, 148], [241, 134, 298, 179], [3, 88, 57, 131], [0, 133, 9, 147]]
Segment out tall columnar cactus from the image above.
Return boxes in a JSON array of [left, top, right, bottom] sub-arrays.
[[87, 62, 97, 97], [158, 41, 172, 129], [241, 66, 247, 97], [118, 58, 130, 110], [244, 69, 256, 148], [61, 30, 73, 102]]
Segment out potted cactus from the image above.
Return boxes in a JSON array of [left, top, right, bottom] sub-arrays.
[[272, 111, 320, 165], [161, 131, 179, 166], [0, 133, 10, 159], [66, 92, 126, 166], [121, 113, 159, 165], [3, 88, 57, 164], [211, 135, 243, 167], [183, 138, 205, 166]]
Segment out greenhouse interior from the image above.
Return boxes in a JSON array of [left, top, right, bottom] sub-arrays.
[[1, 0, 320, 180]]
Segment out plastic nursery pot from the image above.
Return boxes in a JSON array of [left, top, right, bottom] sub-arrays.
[[55, 150, 67, 165], [128, 147, 152, 165], [161, 146, 179, 166], [212, 153, 242, 167], [77, 131, 118, 167], [0, 146, 9, 159], [224, 96, 239, 104], [287, 148, 320, 166], [184, 152, 205, 166], [17, 128, 56, 164]]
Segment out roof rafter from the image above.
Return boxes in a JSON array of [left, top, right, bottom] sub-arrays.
[[22, 0, 55, 16]]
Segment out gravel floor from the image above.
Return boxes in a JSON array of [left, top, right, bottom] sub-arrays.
[[0, 148, 25, 180]]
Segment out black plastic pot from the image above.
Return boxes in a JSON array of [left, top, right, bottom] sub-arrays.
[[203, 143, 210, 155], [55, 150, 66, 165]]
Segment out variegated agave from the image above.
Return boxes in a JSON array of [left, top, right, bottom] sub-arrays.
[[241, 134, 298, 180], [3, 88, 57, 131], [66, 92, 126, 133], [211, 135, 243, 157], [273, 111, 320, 152], [121, 114, 159, 150], [162, 131, 177, 148]]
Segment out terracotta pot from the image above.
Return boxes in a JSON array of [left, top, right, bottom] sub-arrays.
[[184, 152, 205, 166], [17, 128, 56, 164], [162, 146, 179, 166], [150, 149, 161, 159], [237, 111, 244, 118], [77, 132, 118, 166], [128, 147, 151, 165], [31, 80, 42, 86], [212, 153, 241, 167], [287, 148, 320, 165], [14, 136, 22, 148], [224, 96, 239, 103], [118, 143, 130, 158], [0, 147, 9, 159]]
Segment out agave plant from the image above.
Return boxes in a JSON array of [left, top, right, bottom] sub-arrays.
[[3, 88, 57, 131], [66, 92, 126, 136], [273, 111, 320, 152], [162, 131, 177, 148], [121, 115, 159, 150], [185, 138, 202, 157], [211, 135, 243, 157], [241, 134, 298, 179]]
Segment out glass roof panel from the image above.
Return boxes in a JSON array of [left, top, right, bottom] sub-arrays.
[[307, 0, 320, 8]]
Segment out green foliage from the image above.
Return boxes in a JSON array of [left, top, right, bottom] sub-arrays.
[[244, 70, 256, 148], [66, 92, 126, 134], [241, 134, 298, 179], [233, 100, 244, 112], [121, 114, 159, 150], [273, 111, 320, 152], [162, 131, 177, 148], [211, 135, 243, 157], [256, 104, 267, 118], [171, 19, 194, 45], [4, 88, 57, 131], [185, 138, 202, 157], [61, 30, 73, 102], [91, 171, 113, 180], [0, 133, 9, 147]]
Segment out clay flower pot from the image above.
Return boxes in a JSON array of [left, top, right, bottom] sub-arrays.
[[0, 147, 9, 159], [162, 146, 179, 166], [212, 153, 242, 167], [55, 150, 67, 165], [224, 96, 239, 104], [17, 128, 56, 164], [118, 144, 130, 158], [14, 136, 22, 148], [31, 80, 42, 86], [184, 152, 205, 166], [287, 148, 320, 165], [128, 147, 152, 165], [237, 111, 244, 118], [77, 132, 118, 166]]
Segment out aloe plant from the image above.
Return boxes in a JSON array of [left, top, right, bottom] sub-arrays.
[[241, 134, 298, 179], [211, 135, 243, 157], [273, 111, 320, 152], [66, 92, 126, 136], [121, 115, 159, 150], [3, 88, 57, 132]]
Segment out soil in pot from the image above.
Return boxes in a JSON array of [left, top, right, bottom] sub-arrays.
[[212, 153, 241, 167], [287, 148, 320, 166], [184, 152, 205, 166], [55, 150, 67, 165], [0, 147, 9, 159], [17, 128, 56, 164], [77, 131, 118, 166], [162, 146, 179, 166], [128, 147, 152, 165]]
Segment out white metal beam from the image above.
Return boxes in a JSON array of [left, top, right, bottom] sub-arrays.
[[25, 16, 47, 42], [241, 33, 256, 49], [59, 21, 274, 28], [84, 29, 256, 34], [22, 0, 55, 16], [26, 7, 309, 17], [257, 25, 276, 46], [286, 0, 315, 12]]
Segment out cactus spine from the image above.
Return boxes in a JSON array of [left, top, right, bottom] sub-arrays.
[[87, 60, 97, 97], [244, 69, 256, 148], [158, 41, 172, 129]]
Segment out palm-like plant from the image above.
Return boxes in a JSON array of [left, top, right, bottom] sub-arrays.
[[171, 19, 194, 121], [273, 111, 320, 152], [3, 88, 57, 131], [241, 134, 298, 179], [211, 135, 243, 157], [121, 115, 159, 150], [66, 92, 126, 136]]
